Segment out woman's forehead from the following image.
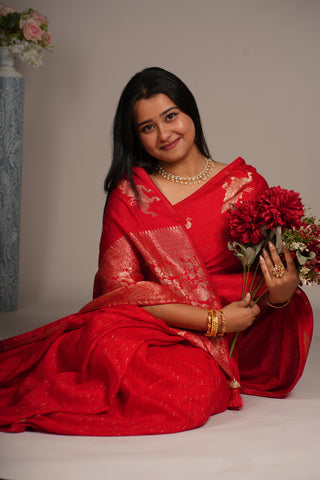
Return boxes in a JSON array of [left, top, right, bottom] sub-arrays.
[[133, 94, 177, 123]]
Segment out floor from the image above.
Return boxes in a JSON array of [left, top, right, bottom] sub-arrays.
[[0, 301, 319, 480]]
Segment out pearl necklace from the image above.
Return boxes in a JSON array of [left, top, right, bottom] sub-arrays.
[[156, 158, 214, 185]]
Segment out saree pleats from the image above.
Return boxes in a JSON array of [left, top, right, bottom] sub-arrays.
[[0, 306, 230, 435]]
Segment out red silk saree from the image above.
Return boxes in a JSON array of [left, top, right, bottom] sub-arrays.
[[0, 158, 313, 435]]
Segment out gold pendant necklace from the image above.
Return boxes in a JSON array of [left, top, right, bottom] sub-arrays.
[[156, 158, 214, 185]]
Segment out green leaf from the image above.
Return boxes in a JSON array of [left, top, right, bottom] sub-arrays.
[[228, 241, 263, 267], [296, 250, 316, 265]]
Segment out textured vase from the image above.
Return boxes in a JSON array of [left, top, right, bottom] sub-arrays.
[[0, 47, 24, 311]]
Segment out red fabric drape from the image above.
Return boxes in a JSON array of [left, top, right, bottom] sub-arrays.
[[172, 157, 313, 398], [0, 158, 313, 435]]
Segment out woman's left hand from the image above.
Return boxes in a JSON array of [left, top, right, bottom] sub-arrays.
[[259, 242, 300, 305]]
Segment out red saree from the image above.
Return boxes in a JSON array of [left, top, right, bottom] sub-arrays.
[[0, 158, 313, 435]]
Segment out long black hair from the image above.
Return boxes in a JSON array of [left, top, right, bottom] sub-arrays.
[[104, 67, 211, 201]]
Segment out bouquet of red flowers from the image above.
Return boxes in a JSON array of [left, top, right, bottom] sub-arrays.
[[227, 186, 320, 355], [282, 213, 320, 285]]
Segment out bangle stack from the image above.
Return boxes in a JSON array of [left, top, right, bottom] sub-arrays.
[[205, 310, 219, 337], [205, 309, 226, 337]]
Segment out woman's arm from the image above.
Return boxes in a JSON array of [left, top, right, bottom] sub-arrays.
[[142, 293, 260, 333]]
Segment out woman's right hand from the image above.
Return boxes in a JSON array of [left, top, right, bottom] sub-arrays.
[[222, 293, 260, 333]]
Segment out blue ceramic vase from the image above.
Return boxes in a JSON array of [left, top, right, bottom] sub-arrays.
[[0, 46, 24, 311]]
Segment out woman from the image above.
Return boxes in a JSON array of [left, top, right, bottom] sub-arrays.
[[0, 67, 313, 436]]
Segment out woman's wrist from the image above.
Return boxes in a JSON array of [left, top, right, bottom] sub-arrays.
[[264, 294, 292, 309], [205, 309, 226, 337]]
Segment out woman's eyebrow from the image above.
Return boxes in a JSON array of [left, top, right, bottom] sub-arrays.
[[136, 106, 178, 128]]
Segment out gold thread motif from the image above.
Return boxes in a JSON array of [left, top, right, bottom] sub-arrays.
[[118, 179, 160, 216], [185, 217, 192, 229], [96, 237, 143, 290], [88, 224, 219, 312], [129, 226, 217, 307], [87, 234, 183, 311], [221, 172, 253, 213]]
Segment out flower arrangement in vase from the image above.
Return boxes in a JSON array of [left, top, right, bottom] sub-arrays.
[[0, 4, 53, 68]]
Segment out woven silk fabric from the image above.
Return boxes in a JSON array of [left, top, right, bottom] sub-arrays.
[[0, 158, 313, 435]]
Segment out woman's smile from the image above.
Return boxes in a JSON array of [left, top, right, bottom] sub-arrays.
[[160, 138, 181, 150]]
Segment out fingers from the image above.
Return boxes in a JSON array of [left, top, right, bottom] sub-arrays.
[[259, 241, 299, 305], [259, 254, 272, 285], [223, 297, 260, 333], [251, 302, 260, 315], [241, 292, 251, 307], [239, 294, 260, 316], [262, 241, 299, 280], [260, 242, 287, 284], [282, 245, 298, 274], [267, 241, 283, 266]]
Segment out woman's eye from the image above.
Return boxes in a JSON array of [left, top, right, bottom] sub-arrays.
[[142, 124, 154, 134], [166, 112, 178, 121]]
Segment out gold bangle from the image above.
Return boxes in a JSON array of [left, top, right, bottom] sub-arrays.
[[212, 311, 219, 337], [205, 310, 219, 337], [217, 309, 226, 336], [265, 296, 291, 309], [205, 310, 213, 336]]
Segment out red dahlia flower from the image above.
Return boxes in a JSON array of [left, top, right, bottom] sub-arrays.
[[228, 200, 264, 244], [258, 186, 304, 230]]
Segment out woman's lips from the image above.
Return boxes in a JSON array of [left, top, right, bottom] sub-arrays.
[[160, 138, 180, 150]]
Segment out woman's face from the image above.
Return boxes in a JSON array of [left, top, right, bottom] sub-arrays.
[[133, 93, 198, 165]]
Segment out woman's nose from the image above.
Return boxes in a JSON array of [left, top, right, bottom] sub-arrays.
[[158, 124, 171, 141]]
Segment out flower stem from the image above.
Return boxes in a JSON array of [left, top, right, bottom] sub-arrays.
[[229, 285, 269, 357], [247, 260, 260, 294], [229, 332, 239, 357], [250, 277, 265, 300], [243, 265, 250, 297], [251, 287, 269, 306]]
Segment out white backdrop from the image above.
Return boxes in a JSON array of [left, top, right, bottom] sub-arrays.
[[5, 0, 320, 323]]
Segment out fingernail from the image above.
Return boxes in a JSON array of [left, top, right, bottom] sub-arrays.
[[245, 293, 251, 300], [269, 241, 274, 249]]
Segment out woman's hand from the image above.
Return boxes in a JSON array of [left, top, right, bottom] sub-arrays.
[[143, 297, 260, 334], [222, 293, 260, 333], [259, 242, 299, 305]]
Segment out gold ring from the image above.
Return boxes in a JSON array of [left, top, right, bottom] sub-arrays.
[[272, 265, 285, 278]]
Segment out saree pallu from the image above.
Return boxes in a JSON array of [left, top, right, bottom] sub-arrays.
[[0, 158, 313, 435]]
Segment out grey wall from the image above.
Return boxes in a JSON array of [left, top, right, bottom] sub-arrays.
[[9, 0, 320, 319]]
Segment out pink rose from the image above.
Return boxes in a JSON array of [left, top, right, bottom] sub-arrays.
[[0, 5, 16, 16], [30, 10, 48, 27], [22, 21, 43, 42], [42, 31, 52, 47]]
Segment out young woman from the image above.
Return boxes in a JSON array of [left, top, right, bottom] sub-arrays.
[[0, 67, 313, 436]]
